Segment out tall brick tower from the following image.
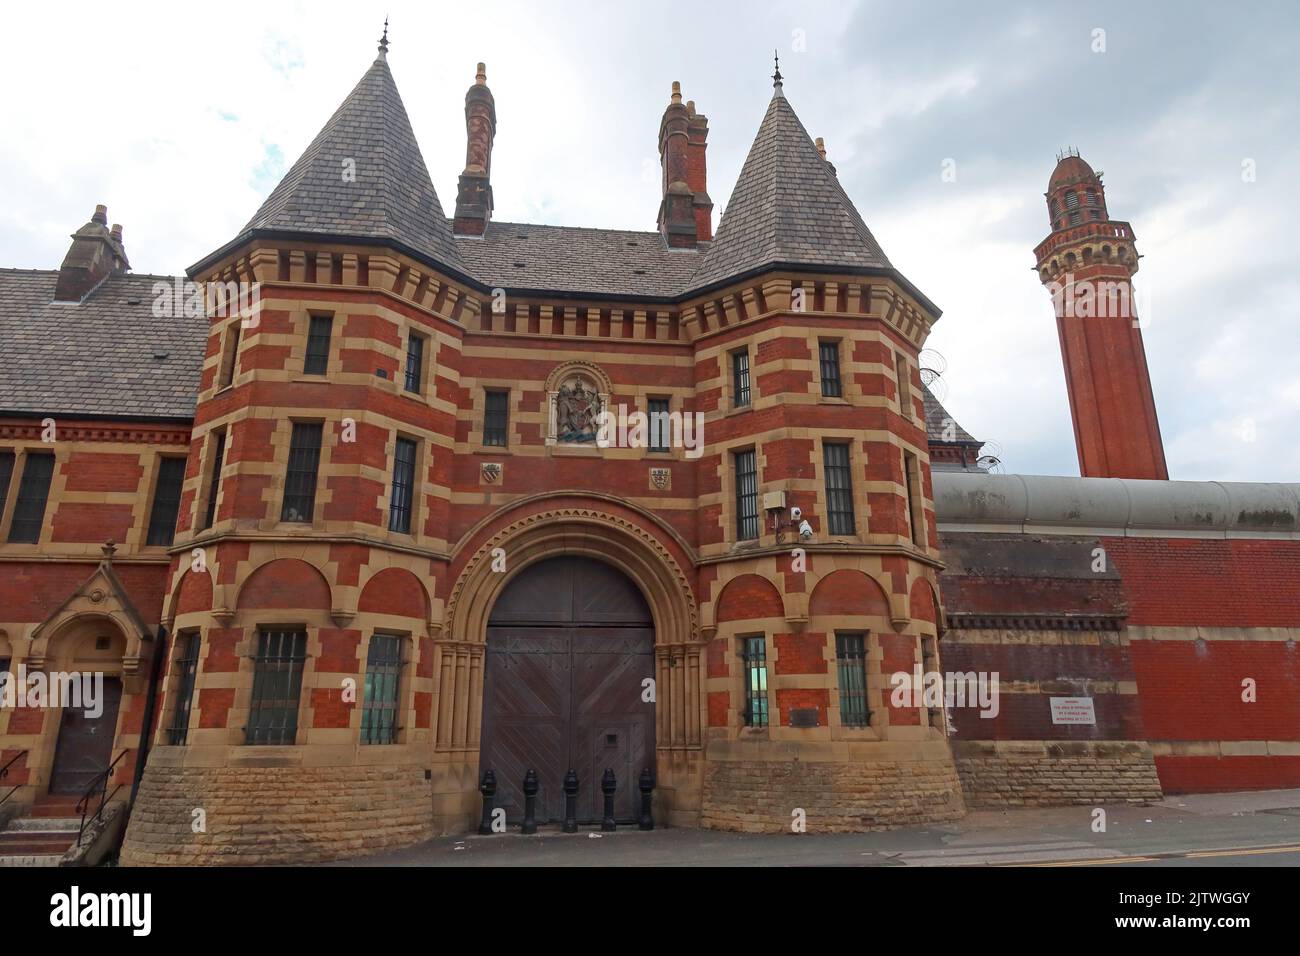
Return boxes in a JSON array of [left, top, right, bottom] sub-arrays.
[[1034, 151, 1168, 479]]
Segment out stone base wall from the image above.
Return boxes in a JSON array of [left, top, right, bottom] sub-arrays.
[[952, 740, 1162, 807], [119, 764, 433, 865], [700, 743, 965, 832]]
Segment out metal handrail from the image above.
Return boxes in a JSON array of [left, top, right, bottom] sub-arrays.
[[75, 750, 128, 847], [0, 750, 28, 809]]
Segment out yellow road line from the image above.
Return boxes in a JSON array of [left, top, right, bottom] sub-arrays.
[[1017, 843, 1300, 867], [1185, 844, 1300, 859]]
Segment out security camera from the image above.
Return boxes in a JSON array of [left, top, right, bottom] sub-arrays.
[[798, 519, 813, 540], [790, 506, 802, 521]]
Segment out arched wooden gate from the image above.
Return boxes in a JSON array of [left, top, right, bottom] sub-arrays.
[[479, 556, 655, 824]]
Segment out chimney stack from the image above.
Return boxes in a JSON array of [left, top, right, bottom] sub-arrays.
[[658, 81, 706, 248], [815, 136, 836, 176], [685, 100, 712, 240], [54, 204, 130, 302], [453, 62, 497, 236]]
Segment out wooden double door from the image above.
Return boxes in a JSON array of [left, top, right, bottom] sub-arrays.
[[480, 557, 655, 824]]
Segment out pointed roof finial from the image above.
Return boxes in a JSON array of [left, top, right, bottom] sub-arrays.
[[772, 49, 783, 88], [378, 16, 389, 57]]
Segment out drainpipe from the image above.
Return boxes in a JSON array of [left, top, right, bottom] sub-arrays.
[[129, 625, 168, 806]]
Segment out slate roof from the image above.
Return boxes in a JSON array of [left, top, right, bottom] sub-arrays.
[[455, 221, 707, 298], [0, 269, 207, 420], [923, 383, 981, 445], [229, 52, 466, 276], [688, 84, 892, 292]]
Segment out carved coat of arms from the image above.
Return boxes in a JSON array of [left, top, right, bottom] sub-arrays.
[[481, 462, 502, 483], [554, 377, 602, 443]]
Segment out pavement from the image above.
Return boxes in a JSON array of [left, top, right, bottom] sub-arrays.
[[338, 787, 1300, 867]]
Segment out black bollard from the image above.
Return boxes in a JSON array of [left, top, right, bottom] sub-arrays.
[[601, 768, 617, 832], [478, 769, 498, 835], [563, 770, 579, 833], [521, 769, 539, 835], [638, 767, 655, 831]]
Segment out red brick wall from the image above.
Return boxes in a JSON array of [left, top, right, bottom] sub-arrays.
[[1105, 537, 1300, 628]]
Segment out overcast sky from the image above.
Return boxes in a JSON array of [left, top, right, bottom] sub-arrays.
[[1, 1, 1296, 481]]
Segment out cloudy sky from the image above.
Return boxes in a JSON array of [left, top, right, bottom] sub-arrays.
[[1, 0, 1296, 481]]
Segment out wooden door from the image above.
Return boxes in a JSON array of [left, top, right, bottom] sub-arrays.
[[49, 677, 122, 795], [481, 557, 654, 825]]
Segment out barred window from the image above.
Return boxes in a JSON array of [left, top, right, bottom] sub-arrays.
[[202, 431, 226, 531], [648, 398, 670, 452], [731, 350, 751, 407], [484, 389, 509, 447], [361, 634, 404, 745], [167, 631, 202, 746], [0, 450, 14, 528], [388, 437, 417, 534], [281, 423, 323, 523], [819, 341, 842, 397], [823, 442, 855, 535], [7, 452, 54, 544], [245, 629, 307, 745], [741, 636, 768, 728], [734, 448, 759, 541], [146, 457, 187, 547], [304, 314, 333, 375], [836, 632, 870, 728], [404, 332, 425, 394]]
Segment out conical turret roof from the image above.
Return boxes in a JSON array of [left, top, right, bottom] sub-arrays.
[[222, 51, 464, 274], [690, 82, 892, 291]]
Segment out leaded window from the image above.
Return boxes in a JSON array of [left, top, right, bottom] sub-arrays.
[[734, 448, 759, 540], [836, 632, 870, 728], [0, 450, 14, 527], [7, 452, 54, 544], [167, 631, 201, 746], [731, 350, 751, 407], [823, 442, 855, 535], [281, 422, 323, 522], [904, 451, 923, 545], [388, 437, 417, 534], [741, 636, 768, 728], [202, 431, 225, 531], [361, 634, 404, 745], [219, 321, 241, 389], [245, 629, 307, 745], [484, 389, 509, 447], [304, 314, 333, 375], [819, 341, 842, 397], [146, 457, 187, 546], [648, 398, 670, 452], [404, 332, 425, 393]]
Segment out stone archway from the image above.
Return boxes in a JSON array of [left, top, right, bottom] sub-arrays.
[[437, 505, 703, 829]]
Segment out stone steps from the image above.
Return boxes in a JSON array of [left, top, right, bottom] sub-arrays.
[[0, 808, 80, 867]]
